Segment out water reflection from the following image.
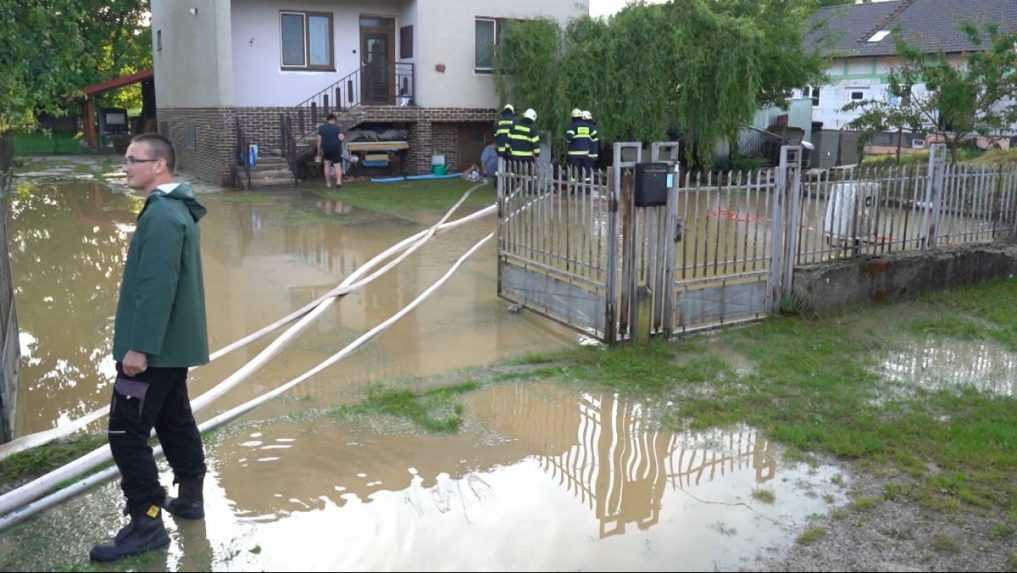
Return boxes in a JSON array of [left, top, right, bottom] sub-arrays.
[[881, 337, 1017, 396], [215, 384, 788, 536], [11, 181, 573, 436], [473, 384, 775, 539], [8, 181, 140, 434], [190, 383, 838, 571]]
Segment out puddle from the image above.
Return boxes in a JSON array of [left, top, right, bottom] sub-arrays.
[[879, 336, 1017, 397], [9, 177, 573, 436], [0, 382, 847, 571]]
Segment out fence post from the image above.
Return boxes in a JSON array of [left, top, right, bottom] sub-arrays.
[[782, 146, 804, 300], [649, 141, 681, 337], [922, 143, 947, 248], [496, 157, 505, 300], [768, 146, 801, 311]]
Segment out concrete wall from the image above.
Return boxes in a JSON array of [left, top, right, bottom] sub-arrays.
[[793, 242, 1017, 314], [414, 0, 588, 108], [230, 0, 405, 107], [152, 0, 234, 108]]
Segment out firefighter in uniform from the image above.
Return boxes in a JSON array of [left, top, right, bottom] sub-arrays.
[[564, 108, 589, 172], [508, 108, 541, 164], [495, 104, 515, 161]]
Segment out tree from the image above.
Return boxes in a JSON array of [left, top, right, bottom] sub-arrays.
[[0, 0, 151, 135], [843, 24, 1017, 162], [494, 0, 825, 166]]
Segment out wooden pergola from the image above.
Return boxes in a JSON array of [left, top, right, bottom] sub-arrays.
[[79, 69, 154, 149]]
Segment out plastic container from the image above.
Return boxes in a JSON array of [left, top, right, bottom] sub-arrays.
[[432, 164, 448, 175]]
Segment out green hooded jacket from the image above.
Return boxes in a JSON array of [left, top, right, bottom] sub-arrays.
[[113, 183, 209, 368]]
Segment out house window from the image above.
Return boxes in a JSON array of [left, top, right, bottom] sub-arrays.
[[801, 86, 820, 107], [281, 11, 334, 70], [475, 18, 496, 72], [400, 25, 413, 59], [851, 91, 865, 101], [868, 30, 891, 43]]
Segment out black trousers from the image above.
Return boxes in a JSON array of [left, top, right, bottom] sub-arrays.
[[108, 364, 206, 512]]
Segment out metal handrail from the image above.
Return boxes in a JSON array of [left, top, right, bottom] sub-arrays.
[[279, 114, 299, 185], [289, 62, 415, 138], [234, 117, 252, 189]]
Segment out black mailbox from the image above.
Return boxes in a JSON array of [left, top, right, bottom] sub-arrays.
[[634, 162, 670, 207]]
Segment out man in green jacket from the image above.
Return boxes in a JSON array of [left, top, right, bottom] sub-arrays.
[[91, 134, 210, 563]]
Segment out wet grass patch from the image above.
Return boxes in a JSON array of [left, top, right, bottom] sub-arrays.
[[849, 496, 880, 512], [929, 533, 960, 555], [0, 434, 106, 486], [313, 180, 495, 219], [516, 278, 1017, 519], [752, 489, 776, 504], [796, 526, 827, 546], [910, 279, 1017, 352], [330, 382, 481, 433]]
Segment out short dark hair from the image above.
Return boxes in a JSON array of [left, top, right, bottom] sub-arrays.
[[131, 133, 176, 172], [327, 113, 337, 121]]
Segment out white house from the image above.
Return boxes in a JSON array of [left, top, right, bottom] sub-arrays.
[[799, 0, 1017, 131], [150, 0, 588, 185]]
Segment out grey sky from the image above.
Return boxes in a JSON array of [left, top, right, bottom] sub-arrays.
[[590, 0, 666, 18]]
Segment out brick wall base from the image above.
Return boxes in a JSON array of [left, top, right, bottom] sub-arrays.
[[156, 108, 236, 185], [157, 106, 496, 186]]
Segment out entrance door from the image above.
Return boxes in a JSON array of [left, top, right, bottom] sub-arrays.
[[360, 17, 395, 105], [457, 123, 493, 171]]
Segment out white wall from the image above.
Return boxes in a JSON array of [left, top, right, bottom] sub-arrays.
[[415, 0, 589, 108], [230, 0, 405, 107], [800, 54, 968, 130], [152, 0, 234, 108]]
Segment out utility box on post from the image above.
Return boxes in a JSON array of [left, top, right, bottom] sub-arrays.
[[634, 162, 670, 207]]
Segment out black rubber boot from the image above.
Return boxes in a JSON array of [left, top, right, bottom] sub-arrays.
[[164, 475, 204, 520], [90, 504, 170, 563]]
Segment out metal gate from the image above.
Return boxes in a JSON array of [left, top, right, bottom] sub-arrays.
[[497, 143, 803, 342], [497, 159, 620, 342], [671, 146, 801, 334]]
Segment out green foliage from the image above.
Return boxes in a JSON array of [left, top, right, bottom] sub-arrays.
[[494, 1, 825, 165], [0, 0, 151, 134], [845, 24, 1017, 162]]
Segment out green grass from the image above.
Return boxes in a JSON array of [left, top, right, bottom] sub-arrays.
[[752, 489, 776, 504], [515, 277, 1017, 517], [12, 132, 84, 156], [330, 381, 481, 433], [929, 533, 960, 555], [313, 179, 495, 218], [796, 526, 827, 546], [991, 523, 1015, 540], [0, 434, 106, 484], [849, 496, 880, 512]]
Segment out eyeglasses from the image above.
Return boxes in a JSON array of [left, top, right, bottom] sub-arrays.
[[123, 156, 160, 166]]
